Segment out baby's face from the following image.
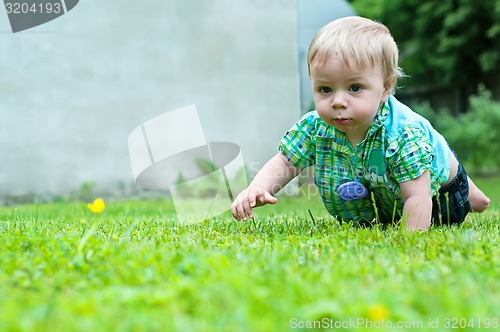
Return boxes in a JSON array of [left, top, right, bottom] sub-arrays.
[[310, 55, 391, 145]]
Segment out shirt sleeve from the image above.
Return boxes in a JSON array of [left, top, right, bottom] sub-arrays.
[[387, 125, 434, 183], [278, 112, 317, 169]]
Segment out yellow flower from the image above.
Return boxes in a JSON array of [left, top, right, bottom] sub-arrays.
[[87, 198, 105, 214], [367, 304, 390, 321]]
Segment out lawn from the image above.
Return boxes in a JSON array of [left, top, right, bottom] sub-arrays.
[[0, 183, 499, 331]]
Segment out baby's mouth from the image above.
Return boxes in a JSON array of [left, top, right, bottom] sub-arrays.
[[333, 118, 351, 125]]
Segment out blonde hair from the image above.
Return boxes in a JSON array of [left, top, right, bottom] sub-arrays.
[[307, 16, 403, 90]]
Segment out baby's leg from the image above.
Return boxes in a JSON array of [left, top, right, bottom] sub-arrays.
[[468, 177, 490, 212]]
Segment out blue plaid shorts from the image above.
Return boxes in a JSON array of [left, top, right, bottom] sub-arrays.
[[431, 161, 470, 225]]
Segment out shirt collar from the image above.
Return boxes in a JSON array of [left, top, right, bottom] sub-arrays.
[[366, 100, 390, 138]]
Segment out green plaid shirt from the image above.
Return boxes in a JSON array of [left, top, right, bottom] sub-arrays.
[[279, 95, 452, 223]]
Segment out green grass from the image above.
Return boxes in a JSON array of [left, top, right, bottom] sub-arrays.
[[0, 192, 499, 332]]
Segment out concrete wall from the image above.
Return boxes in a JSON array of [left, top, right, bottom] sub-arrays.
[[0, 0, 301, 202]]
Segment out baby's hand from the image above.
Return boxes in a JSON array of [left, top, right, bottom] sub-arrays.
[[231, 186, 278, 221]]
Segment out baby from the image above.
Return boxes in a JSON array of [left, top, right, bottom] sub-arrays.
[[231, 16, 490, 229]]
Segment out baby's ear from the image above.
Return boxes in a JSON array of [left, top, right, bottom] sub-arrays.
[[381, 85, 393, 102], [383, 75, 398, 99]]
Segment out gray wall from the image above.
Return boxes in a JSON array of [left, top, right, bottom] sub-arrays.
[[0, 0, 301, 202]]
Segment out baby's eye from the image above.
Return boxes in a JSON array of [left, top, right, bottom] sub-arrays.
[[319, 87, 332, 93], [349, 84, 362, 93]]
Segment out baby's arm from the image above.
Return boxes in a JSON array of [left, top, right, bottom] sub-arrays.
[[231, 152, 300, 221], [400, 170, 433, 230]]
